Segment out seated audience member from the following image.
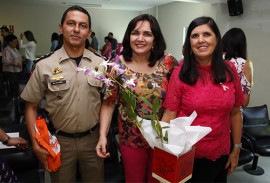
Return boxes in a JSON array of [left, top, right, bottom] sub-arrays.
[[0, 128, 29, 182], [100, 36, 112, 60]]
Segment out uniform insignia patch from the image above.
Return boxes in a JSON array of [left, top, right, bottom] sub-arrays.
[[52, 68, 63, 75]]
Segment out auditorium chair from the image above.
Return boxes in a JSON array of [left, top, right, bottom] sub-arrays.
[[241, 104, 270, 175]]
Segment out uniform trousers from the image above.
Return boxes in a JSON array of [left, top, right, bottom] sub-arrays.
[[120, 144, 159, 183], [51, 126, 104, 183], [187, 155, 229, 183]]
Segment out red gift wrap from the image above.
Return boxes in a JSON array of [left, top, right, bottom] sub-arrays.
[[152, 147, 195, 183]]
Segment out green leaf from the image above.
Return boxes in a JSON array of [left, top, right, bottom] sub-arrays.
[[162, 126, 170, 129], [163, 131, 168, 142], [121, 90, 136, 109], [151, 119, 156, 130], [143, 114, 155, 120], [139, 96, 153, 109], [152, 97, 160, 114], [124, 108, 137, 119]]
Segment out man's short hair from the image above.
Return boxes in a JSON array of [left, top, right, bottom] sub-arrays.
[[61, 5, 91, 29]]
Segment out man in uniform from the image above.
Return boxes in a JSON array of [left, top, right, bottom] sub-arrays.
[[21, 5, 104, 182]]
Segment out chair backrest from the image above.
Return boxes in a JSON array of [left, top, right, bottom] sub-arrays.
[[243, 104, 269, 126], [0, 97, 20, 125], [243, 104, 270, 138]]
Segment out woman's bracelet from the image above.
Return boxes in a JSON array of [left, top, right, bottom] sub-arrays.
[[234, 143, 242, 148]]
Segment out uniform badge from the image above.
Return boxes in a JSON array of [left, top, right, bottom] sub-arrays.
[[52, 68, 63, 75], [50, 76, 66, 85]]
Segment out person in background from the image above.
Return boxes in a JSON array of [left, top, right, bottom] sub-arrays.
[[100, 36, 112, 60], [222, 28, 253, 107], [1, 26, 10, 50], [2, 34, 22, 97], [1, 27, 10, 72], [20, 30, 37, 73], [108, 32, 118, 59], [50, 32, 59, 52], [161, 16, 244, 182], [0, 128, 29, 182], [89, 31, 99, 52], [96, 14, 178, 182], [21, 5, 104, 182]]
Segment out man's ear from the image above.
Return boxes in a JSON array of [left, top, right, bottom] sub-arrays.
[[88, 29, 92, 38]]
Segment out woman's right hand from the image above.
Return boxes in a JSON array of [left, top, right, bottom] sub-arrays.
[[96, 135, 110, 158], [32, 143, 51, 172]]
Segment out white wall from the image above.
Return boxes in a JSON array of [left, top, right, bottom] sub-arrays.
[[0, 1, 139, 56], [157, 2, 216, 60]]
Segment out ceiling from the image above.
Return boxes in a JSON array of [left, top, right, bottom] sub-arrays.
[[13, 0, 227, 11]]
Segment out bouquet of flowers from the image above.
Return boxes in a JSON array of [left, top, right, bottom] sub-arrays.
[[76, 56, 212, 155]]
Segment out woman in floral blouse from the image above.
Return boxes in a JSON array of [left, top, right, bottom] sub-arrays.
[[96, 14, 178, 182]]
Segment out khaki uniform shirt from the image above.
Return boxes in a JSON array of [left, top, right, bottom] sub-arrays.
[[21, 47, 105, 133]]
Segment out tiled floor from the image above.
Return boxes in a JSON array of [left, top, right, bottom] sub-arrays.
[[45, 155, 269, 183], [228, 155, 270, 183]]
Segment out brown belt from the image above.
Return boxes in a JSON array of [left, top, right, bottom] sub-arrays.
[[55, 124, 98, 138]]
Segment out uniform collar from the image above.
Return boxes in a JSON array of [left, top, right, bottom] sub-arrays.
[[57, 46, 92, 63]]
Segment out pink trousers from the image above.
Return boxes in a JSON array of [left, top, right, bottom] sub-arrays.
[[120, 144, 159, 183]]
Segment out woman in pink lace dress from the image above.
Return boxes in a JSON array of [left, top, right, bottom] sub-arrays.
[[161, 17, 244, 183]]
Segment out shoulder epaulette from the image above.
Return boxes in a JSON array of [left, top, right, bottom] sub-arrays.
[[91, 50, 104, 59], [34, 52, 54, 64]]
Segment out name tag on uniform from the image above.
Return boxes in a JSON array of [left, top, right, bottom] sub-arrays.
[[51, 80, 66, 85]]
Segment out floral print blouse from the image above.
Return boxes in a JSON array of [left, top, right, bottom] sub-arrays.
[[104, 53, 178, 148], [228, 57, 251, 94]]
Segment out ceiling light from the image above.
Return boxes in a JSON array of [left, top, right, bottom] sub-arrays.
[[62, 2, 102, 8]]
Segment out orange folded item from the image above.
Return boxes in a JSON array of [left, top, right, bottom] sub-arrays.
[[35, 117, 61, 172]]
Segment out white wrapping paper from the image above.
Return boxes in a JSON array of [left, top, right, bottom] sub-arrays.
[[137, 111, 212, 156]]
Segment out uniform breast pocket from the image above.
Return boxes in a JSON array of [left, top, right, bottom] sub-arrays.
[[87, 76, 103, 87], [47, 80, 70, 105]]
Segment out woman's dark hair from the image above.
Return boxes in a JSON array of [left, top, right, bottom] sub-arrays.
[[104, 36, 111, 42], [181, 16, 233, 85], [24, 30, 37, 43], [5, 34, 17, 43], [122, 14, 166, 67], [222, 28, 247, 60], [61, 5, 91, 29], [51, 32, 59, 42]]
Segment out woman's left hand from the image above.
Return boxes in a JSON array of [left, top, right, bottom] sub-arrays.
[[225, 147, 240, 175]]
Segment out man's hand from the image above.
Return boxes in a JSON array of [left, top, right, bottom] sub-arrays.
[[33, 143, 51, 172]]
